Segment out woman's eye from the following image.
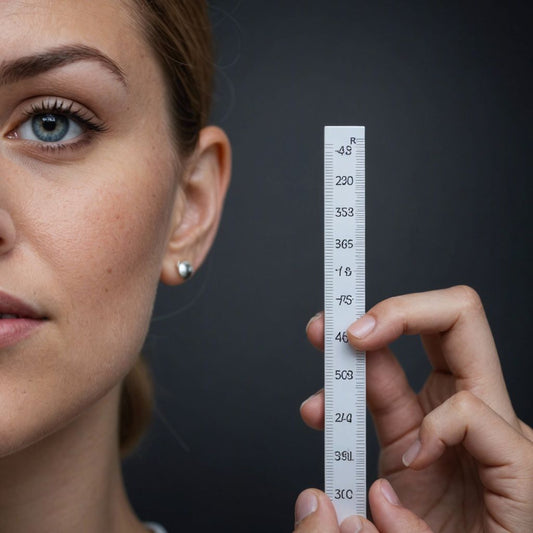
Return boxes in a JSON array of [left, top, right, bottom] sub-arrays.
[[17, 113, 83, 143]]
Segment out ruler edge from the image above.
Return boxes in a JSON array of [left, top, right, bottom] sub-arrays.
[[323, 125, 366, 521]]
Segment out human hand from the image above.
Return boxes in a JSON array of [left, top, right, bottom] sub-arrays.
[[296, 286, 533, 532], [293, 480, 434, 532]]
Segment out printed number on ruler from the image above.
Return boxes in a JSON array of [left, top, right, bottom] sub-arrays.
[[324, 126, 366, 522]]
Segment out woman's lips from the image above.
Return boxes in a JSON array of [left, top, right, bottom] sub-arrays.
[[0, 318, 45, 349], [0, 290, 47, 349], [0, 290, 45, 320]]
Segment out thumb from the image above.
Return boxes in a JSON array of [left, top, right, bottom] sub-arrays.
[[294, 489, 382, 533], [294, 489, 339, 532], [368, 479, 433, 532]]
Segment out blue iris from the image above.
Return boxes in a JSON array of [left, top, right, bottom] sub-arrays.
[[31, 114, 70, 143]]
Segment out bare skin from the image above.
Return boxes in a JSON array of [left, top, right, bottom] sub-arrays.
[[296, 286, 533, 532], [0, 1, 230, 531]]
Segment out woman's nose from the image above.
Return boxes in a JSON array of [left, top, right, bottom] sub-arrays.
[[0, 209, 16, 255]]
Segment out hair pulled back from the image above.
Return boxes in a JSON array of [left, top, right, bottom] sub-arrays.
[[119, 0, 214, 456]]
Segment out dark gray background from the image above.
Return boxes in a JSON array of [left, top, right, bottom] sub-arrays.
[[124, 1, 533, 531]]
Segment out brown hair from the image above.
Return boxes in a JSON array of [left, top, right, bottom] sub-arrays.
[[127, 0, 214, 155], [119, 0, 214, 455]]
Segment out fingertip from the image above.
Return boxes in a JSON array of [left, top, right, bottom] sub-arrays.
[[299, 389, 325, 431], [306, 311, 323, 333], [401, 438, 421, 468], [340, 515, 363, 533], [340, 515, 378, 533], [379, 479, 401, 505], [306, 311, 325, 350], [294, 488, 339, 531], [367, 479, 401, 518], [369, 479, 432, 532], [347, 314, 376, 341], [294, 489, 319, 526]]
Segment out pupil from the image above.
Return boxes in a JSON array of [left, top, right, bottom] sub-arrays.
[[41, 115, 57, 131]]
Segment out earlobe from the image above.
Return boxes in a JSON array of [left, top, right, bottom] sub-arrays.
[[160, 126, 231, 286]]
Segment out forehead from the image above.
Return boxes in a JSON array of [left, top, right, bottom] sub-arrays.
[[0, 0, 148, 71]]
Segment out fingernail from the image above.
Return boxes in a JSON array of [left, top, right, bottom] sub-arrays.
[[300, 388, 322, 410], [306, 312, 322, 332], [295, 490, 318, 525], [340, 515, 363, 533], [402, 439, 421, 467], [348, 314, 376, 339], [380, 479, 401, 506]]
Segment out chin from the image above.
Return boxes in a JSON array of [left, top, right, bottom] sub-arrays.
[[0, 376, 122, 460]]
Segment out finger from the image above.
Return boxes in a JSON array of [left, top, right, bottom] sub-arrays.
[[300, 348, 425, 454], [294, 489, 339, 532], [402, 391, 533, 500], [300, 389, 324, 430], [403, 390, 527, 468], [366, 348, 424, 452], [340, 515, 379, 533], [368, 479, 433, 532], [346, 286, 515, 424], [306, 312, 324, 351]]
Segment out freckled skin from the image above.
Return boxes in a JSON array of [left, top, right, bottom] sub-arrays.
[[0, 0, 181, 455], [0, 3, 230, 529]]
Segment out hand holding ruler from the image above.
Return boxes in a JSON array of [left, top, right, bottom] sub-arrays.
[[324, 126, 366, 522]]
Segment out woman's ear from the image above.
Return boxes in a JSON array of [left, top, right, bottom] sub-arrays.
[[160, 126, 231, 285]]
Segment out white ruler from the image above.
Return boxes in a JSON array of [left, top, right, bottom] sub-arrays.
[[324, 126, 366, 522]]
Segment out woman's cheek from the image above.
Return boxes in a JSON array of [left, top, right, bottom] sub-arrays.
[[54, 173, 174, 340], [24, 162, 174, 396]]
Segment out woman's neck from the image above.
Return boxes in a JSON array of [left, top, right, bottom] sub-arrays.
[[0, 384, 146, 533]]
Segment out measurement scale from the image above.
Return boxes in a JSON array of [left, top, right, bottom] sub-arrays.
[[324, 126, 366, 522]]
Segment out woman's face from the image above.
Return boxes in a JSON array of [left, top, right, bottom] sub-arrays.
[[0, 0, 183, 454]]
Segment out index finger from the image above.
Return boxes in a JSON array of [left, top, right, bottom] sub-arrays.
[[347, 286, 516, 425]]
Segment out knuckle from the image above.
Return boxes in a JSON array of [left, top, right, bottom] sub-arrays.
[[420, 391, 481, 445], [452, 285, 484, 315], [450, 390, 479, 417], [420, 412, 439, 437], [374, 295, 408, 331]]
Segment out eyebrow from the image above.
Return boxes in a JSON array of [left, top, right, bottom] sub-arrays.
[[0, 44, 127, 87]]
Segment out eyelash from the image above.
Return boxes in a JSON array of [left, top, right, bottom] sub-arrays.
[[17, 98, 108, 153]]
